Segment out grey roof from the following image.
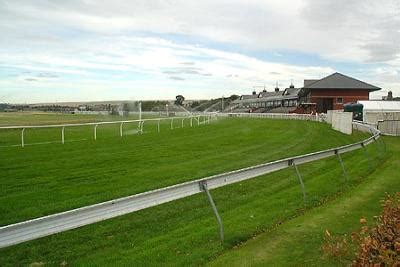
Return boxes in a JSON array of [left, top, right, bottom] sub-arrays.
[[240, 94, 258, 100], [303, 72, 381, 91], [304, 79, 318, 87], [258, 91, 282, 98], [283, 87, 301, 96]]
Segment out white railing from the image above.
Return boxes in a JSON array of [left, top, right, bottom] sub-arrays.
[[0, 115, 383, 248], [0, 114, 215, 147]]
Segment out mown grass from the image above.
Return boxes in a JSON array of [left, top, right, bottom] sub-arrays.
[[209, 137, 398, 266], [0, 116, 375, 266]]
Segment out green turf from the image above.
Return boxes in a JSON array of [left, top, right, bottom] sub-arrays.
[[0, 115, 379, 266], [209, 137, 399, 266]]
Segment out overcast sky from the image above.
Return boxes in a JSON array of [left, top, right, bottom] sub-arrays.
[[0, 0, 399, 103]]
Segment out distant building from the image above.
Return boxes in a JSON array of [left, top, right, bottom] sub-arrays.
[[232, 85, 300, 113], [232, 72, 381, 114], [297, 72, 381, 113]]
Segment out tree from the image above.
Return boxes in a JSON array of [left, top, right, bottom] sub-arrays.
[[175, 95, 185, 106], [229, 94, 239, 101]]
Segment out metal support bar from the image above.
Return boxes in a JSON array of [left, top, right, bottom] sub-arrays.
[[200, 181, 224, 243], [290, 160, 306, 205], [120, 122, 124, 137], [335, 150, 348, 183], [61, 126, 65, 144], [372, 137, 382, 157], [21, 128, 25, 148], [380, 137, 387, 152], [361, 143, 372, 170], [94, 124, 98, 140]]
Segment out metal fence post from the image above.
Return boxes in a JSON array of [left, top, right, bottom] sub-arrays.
[[61, 126, 65, 144], [190, 116, 193, 127], [200, 181, 224, 243], [181, 118, 184, 128], [335, 150, 348, 183], [140, 121, 144, 134], [21, 128, 25, 148], [94, 124, 98, 140], [379, 137, 387, 153], [290, 160, 306, 205], [157, 119, 160, 133], [361, 143, 372, 170], [197, 116, 200, 126], [120, 122, 124, 137], [171, 118, 174, 130]]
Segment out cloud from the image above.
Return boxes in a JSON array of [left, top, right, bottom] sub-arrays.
[[24, 78, 38, 82], [0, 0, 398, 101], [169, 76, 185, 81]]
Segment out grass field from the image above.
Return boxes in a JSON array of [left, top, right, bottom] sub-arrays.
[[210, 137, 399, 266], [0, 113, 385, 265]]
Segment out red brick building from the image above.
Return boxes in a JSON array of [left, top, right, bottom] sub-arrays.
[[297, 72, 381, 113]]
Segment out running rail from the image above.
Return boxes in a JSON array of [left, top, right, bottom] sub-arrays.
[[0, 115, 204, 129], [0, 119, 380, 248]]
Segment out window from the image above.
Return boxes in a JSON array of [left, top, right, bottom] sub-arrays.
[[337, 97, 343, 104]]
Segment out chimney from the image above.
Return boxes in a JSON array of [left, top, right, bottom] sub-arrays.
[[388, 91, 393, 100]]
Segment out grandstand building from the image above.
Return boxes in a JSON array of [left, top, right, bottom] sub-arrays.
[[232, 72, 381, 114]]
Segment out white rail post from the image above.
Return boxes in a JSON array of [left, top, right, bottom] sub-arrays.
[[190, 116, 193, 127], [157, 119, 160, 133], [181, 118, 184, 128], [171, 118, 174, 130], [197, 115, 200, 126], [140, 121, 144, 134], [21, 128, 25, 148], [94, 124, 98, 140], [200, 181, 224, 243], [61, 126, 65, 144], [120, 122, 124, 137], [138, 101, 142, 121]]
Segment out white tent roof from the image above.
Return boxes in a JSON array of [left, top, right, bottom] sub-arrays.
[[358, 100, 400, 112]]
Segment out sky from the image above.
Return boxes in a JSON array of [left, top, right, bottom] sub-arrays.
[[0, 0, 399, 103]]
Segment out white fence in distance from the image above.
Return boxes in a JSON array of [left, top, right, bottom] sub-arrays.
[[0, 114, 216, 148]]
